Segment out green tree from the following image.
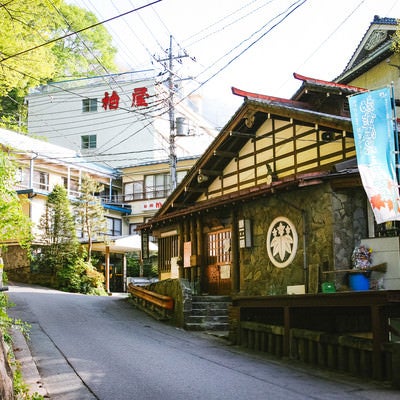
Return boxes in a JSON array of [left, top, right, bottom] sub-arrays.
[[0, 0, 117, 130], [392, 20, 400, 53], [0, 150, 32, 247], [73, 175, 107, 263], [38, 184, 79, 275]]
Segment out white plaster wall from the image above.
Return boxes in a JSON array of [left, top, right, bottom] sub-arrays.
[[361, 237, 400, 290]]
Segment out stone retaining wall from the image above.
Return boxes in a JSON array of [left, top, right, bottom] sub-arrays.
[[0, 329, 14, 400]]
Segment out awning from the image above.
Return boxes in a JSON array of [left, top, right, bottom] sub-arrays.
[[91, 235, 158, 254]]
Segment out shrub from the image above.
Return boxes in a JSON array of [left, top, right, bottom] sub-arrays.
[[57, 259, 106, 295]]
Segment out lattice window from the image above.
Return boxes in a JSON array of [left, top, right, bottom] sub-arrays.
[[207, 229, 232, 265]]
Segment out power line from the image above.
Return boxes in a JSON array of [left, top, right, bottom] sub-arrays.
[[0, 0, 163, 63], [176, 0, 308, 112]]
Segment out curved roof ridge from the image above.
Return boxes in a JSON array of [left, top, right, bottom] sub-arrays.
[[231, 86, 308, 108], [293, 72, 367, 92]]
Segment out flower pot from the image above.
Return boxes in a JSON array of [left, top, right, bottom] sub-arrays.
[[349, 272, 370, 291], [321, 282, 336, 293]]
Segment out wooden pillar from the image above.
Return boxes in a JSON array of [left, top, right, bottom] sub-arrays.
[[231, 208, 240, 293], [122, 254, 127, 293], [190, 218, 196, 284], [371, 305, 387, 380], [196, 215, 204, 293], [183, 219, 190, 280], [283, 306, 291, 357], [179, 221, 184, 278], [105, 245, 110, 294]]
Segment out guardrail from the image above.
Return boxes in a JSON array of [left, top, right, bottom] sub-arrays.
[[128, 283, 174, 320]]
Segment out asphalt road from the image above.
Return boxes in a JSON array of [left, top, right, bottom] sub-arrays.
[[7, 283, 400, 400]]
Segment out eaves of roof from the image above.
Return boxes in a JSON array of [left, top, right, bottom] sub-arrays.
[[141, 169, 360, 229], [149, 95, 354, 224], [335, 41, 393, 84], [292, 72, 367, 99]]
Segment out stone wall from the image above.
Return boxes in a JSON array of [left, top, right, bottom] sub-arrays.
[[237, 183, 368, 296], [332, 189, 368, 289], [0, 330, 13, 400], [148, 278, 192, 328]]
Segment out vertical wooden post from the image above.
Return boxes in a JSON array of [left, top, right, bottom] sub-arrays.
[[196, 215, 204, 293], [231, 209, 239, 293], [190, 218, 196, 284], [283, 306, 291, 357], [371, 305, 387, 380], [178, 221, 184, 278], [105, 245, 110, 294], [123, 254, 127, 293]]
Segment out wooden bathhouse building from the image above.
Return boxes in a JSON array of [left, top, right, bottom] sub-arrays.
[[136, 16, 400, 384]]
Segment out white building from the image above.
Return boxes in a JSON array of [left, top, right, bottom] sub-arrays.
[[26, 70, 218, 170], [0, 128, 125, 238]]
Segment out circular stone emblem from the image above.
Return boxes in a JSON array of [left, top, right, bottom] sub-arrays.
[[266, 217, 298, 268]]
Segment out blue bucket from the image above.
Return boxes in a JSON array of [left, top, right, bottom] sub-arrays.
[[349, 273, 370, 291]]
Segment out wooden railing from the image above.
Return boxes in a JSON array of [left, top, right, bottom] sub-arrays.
[[128, 283, 174, 320], [230, 290, 400, 384]]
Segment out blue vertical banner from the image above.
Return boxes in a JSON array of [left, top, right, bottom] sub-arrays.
[[348, 87, 400, 224]]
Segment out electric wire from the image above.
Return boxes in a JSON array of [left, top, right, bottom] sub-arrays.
[[0, 0, 164, 63], [2, 0, 383, 168]]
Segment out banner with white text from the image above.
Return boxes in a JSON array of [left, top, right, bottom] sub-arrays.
[[348, 87, 400, 224]]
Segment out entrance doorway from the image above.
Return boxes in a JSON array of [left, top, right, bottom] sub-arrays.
[[206, 229, 232, 295]]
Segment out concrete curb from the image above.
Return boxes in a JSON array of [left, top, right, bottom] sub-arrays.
[[11, 327, 48, 398]]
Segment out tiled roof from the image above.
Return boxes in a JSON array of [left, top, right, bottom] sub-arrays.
[[231, 86, 309, 108], [337, 15, 398, 82], [371, 15, 397, 25], [293, 73, 367, 93]]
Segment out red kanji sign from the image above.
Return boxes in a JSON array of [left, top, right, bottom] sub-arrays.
[[102, 91, 120, 110], [132, 87, 149, 107], [101, 87, 149, 110]]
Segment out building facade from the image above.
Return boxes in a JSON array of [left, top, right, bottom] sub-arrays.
[[140, 15, 400, 295], [26, 71, 217, 169], [0, 128, 127, 278]]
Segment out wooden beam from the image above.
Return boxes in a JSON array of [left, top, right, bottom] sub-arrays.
[[229, 131, 255, 138], [184, 186, 207, 193], [198, 169, 221, 176], [171, 202, 193, 208], [213, 150, 237, 158]]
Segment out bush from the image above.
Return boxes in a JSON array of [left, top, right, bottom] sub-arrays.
[[57, 259, 106, 295]]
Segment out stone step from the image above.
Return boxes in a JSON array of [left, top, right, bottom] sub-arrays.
[[185, 315, 229, 324], [191, 303, 230, 312], [185, 295, 232, 332], [192, 295, 231, 302], [185, 321, 230, 331], [190, 308, 229, 317]]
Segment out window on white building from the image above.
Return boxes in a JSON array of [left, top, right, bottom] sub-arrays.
[[33, 171, 49, 191], [124, 181, 144, 201], [82, 98, 97, 112], [81, 135, 97, 149], [145, 174, 170, 199], [106, 217, 122, 236]]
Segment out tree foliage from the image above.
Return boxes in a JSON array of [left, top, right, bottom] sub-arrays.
[[0, 150, 32, 247], [0, 0, 117, 130], [73, 175, 107, 263], [392, 20, 400, 53], [38, 184, 79, 274]]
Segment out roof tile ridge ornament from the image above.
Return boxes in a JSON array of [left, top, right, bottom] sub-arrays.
[[231, 86, 308, 107], [293, 72, 367, 93]]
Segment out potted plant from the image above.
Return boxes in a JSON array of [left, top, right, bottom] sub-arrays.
[[349, 245, 373, 290]]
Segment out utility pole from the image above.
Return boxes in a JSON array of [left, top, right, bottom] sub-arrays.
[[168, 35, 177, 193], [158, 35, 190, 194]]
